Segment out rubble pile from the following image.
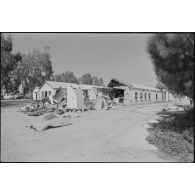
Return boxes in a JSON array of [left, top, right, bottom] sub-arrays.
[[53, 87, 67, 107], [20, 89, 125, 127], [21, 95, 126, 132], [20, 86, 127, 132], [20, 96, 123, 117], [84, 101, 96, 110], [29, 113, 72, 131]]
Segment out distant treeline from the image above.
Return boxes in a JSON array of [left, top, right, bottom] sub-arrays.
[[53, 72, 104, 86], [1, 34, 105, 96]]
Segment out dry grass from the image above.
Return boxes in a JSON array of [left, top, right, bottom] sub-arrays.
[[1, 99, 33, 107]]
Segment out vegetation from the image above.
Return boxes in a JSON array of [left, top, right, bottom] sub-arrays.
[[78, 73, 93, 85], [147, 33, 194, 101], [1, 34, 105, 97], [1, 34, 22, 93], [92, 76, 104, 86], [53, 72, 105, 86], [147, 33, 194, 162], [79, 73, 104, 86], [1, 99, 33, 107], [146, 106, 194, 162], [1, 34, 53, 95], [16, 49, 53, 95], [53, 71, 79, 84]]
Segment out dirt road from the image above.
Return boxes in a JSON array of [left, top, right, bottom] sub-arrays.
[[1, 103, 174, 162]]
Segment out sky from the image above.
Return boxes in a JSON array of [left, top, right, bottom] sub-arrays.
[[9, 33, 157, 86]]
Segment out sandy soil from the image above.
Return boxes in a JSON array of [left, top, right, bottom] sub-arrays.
[[1, 102, 177, 162]]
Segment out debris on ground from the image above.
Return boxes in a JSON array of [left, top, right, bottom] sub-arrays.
[[20, 97, 124, 115], [62, 112, 80, 118], [84, 101, 96, 110], [53, 87, 67, 106], [29, 113, 72, 131], [95, 97, 108, 110], [28, 109, 47, 116], [54, 109, 65, 115], [20, 88, 125, 117], [42, 113, 57, 121]]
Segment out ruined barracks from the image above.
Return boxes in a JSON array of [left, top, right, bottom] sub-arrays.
[[107, 78, 168, 104], [34, 78, 172, 105]]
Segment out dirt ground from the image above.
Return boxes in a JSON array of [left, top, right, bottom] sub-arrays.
[[1, 102, 180, 162]]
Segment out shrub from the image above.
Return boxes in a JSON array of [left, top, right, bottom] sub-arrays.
[[146, 109, 194, 162]]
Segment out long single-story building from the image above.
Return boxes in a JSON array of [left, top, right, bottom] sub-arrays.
[[33, 79, 178, 105], [107, 78, 167, 104]]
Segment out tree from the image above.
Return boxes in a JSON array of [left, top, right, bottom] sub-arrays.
[[79, 73, 93, 85], [99, 78, 105, 86], [18, 49, 53, 94], [1, 34, 19, 93], [10, 52, 23, 93], [92, 76, 100, 85], [147, 33, 194, 101], [92, 76, 105, 86], [155, 81, 167, 91], [53, 71, 78, 83]]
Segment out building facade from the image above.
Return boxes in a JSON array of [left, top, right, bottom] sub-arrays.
[[34, 80, 175, 105], [33, 87, 41, 100], [38, 81, 78, 100], [35, 81, 110, 101], [107, 78, 167, 104]]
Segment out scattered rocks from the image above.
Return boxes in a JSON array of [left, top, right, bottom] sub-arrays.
[[62, 113, 80, 118]]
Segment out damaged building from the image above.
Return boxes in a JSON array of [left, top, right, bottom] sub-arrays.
[[37, 81, 111, 101], [79, 84, 111, 101], [107, 78, 166, 104], [33, 79, 173, 108]]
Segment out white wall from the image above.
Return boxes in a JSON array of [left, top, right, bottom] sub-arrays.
[[67, 87, 77, 108], [67, 86, 84, 109], [33, 91, 41, 100], [88, 88, 97, 100], [40, 83, 56, 100], [124, 88, 166, 104]]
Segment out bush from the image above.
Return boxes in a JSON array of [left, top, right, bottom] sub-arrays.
[[146, 109, 194, 162]]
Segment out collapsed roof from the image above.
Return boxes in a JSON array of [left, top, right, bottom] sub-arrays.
[[107, 78, 161, 92]]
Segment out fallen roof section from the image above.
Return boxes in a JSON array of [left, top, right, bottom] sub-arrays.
[[108, 78, 161, 92]]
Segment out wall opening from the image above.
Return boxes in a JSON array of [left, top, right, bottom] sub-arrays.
[[135, 92, 138, 102], [148, 93, 151, 101], [140, 92, 143, 102], [111, 88, 124, 103], [144, 93, 147, 101]]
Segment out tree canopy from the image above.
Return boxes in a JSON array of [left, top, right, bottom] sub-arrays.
[[78, 74, 105, 86], [53, 71, 78, 84], [92, 76, 105, 86], [1, 34, 22, 93], [16, 49, 53, 94], [79, 73, 93, 85], [147, 33, 194, 100], [53, 72, 105, 86], [1, 34, 105, 95]]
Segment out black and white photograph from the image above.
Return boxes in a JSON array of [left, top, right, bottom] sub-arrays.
[[1, 1, 195, 195], [1, 33, 194, 162]]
